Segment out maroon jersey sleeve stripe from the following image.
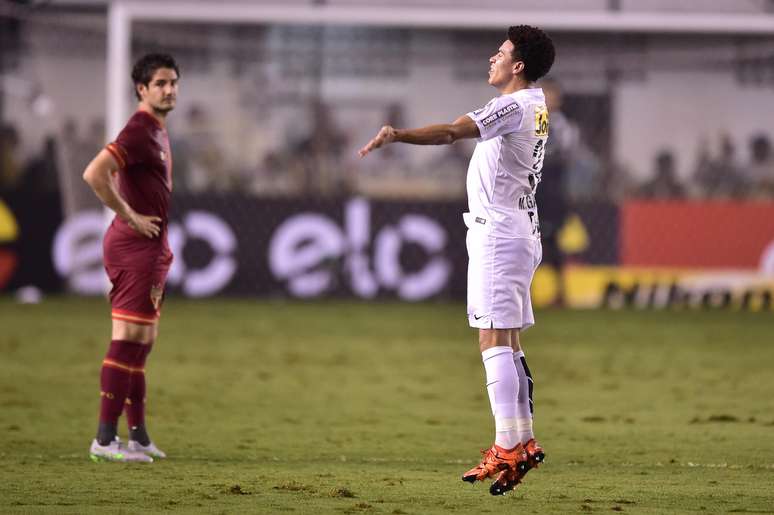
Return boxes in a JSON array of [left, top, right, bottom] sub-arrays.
[[105, 143, 127, 170]]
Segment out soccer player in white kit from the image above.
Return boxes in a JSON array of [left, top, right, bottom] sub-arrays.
[[358, 25, 555, 496]]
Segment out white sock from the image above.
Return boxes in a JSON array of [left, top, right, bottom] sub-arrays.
[[513, 350, 535, 443], [482, 346, 520, 450]]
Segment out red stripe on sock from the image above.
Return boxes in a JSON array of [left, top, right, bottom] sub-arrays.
[[98, 340, 145, 425]]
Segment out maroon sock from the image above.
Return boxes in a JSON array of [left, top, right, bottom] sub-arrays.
[[99, 340, 145, 427], [125, 342, 153, 429]]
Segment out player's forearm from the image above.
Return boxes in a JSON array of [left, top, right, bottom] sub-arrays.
[[395, 124, 458, 146], [91, 179, 135, 221], [83, 169, 135, 222]]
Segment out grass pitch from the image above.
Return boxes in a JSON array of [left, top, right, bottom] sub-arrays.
[[1, 297, 773, 514]]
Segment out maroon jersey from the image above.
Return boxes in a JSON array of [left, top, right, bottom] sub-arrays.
[[103, 110, 173, 270]]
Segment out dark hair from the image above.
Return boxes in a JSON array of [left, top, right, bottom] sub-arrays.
[[131, 53, 180, 101], [507, 25, 555, 83]]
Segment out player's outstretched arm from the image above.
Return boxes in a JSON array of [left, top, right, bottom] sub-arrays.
[[358, 114, 480, 157], [82, 149, 161, 239]]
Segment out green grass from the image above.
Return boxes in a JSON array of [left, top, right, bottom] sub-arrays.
[[1, 297, 773, 514]]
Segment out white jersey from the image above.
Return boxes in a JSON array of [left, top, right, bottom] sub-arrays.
[[464, 88, 549, 239]]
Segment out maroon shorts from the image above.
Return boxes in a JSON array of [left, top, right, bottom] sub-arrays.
[[106, 264, 170, 325]]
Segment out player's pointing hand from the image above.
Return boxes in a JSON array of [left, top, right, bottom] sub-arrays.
[[358, 125, 397, 157], [128, 212, 163, 239]]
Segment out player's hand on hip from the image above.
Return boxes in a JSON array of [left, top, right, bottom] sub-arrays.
[[128, 212, 162, 239], [358, 125, 396, 157]]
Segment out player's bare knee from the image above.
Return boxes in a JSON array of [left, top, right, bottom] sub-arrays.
[[478, 328, 510, 352], [511, 329, 522, 352], [112, 320, 156, 344]]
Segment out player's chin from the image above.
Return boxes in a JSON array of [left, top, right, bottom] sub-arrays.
[[158, 102, 176, 113]]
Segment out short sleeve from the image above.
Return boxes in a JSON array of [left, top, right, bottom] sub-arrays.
[[105, 125, 145, 170], [466, 95, 524, 142]]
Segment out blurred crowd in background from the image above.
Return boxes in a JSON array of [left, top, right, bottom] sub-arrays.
[[3, 100, 774, 205], [2, 4, 774, 208]]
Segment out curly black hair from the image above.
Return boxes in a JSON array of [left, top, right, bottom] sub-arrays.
[[131, 53, 180, 101], [507, 25, 555, 83]]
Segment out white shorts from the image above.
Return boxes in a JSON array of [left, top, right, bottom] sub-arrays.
[[466, 227, 542, 330]]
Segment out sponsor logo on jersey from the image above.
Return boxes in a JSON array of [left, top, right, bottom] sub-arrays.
[[480, 102, 519, 127]]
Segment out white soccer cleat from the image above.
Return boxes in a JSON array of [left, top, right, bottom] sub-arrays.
[[128, 440, 167, 459], [89, 438, 153, 463]]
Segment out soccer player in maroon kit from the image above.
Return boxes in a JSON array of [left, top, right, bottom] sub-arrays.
[[83, 53, 179, 462]]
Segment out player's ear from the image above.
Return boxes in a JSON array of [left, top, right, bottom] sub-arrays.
[[512, 61, 525, 76]]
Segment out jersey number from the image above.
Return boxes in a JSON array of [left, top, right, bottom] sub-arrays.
[[534, 104, 549, 137]]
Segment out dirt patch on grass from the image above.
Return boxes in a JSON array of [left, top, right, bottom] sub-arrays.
[[329, 487, 356, 498], [273, 481, 315, 493], [227, 484, 252, 495]]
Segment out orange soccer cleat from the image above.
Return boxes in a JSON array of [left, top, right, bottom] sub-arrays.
[[525, 438, 546, 469], [489, 439, 546, 496], [462, 443, 529, 484]]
